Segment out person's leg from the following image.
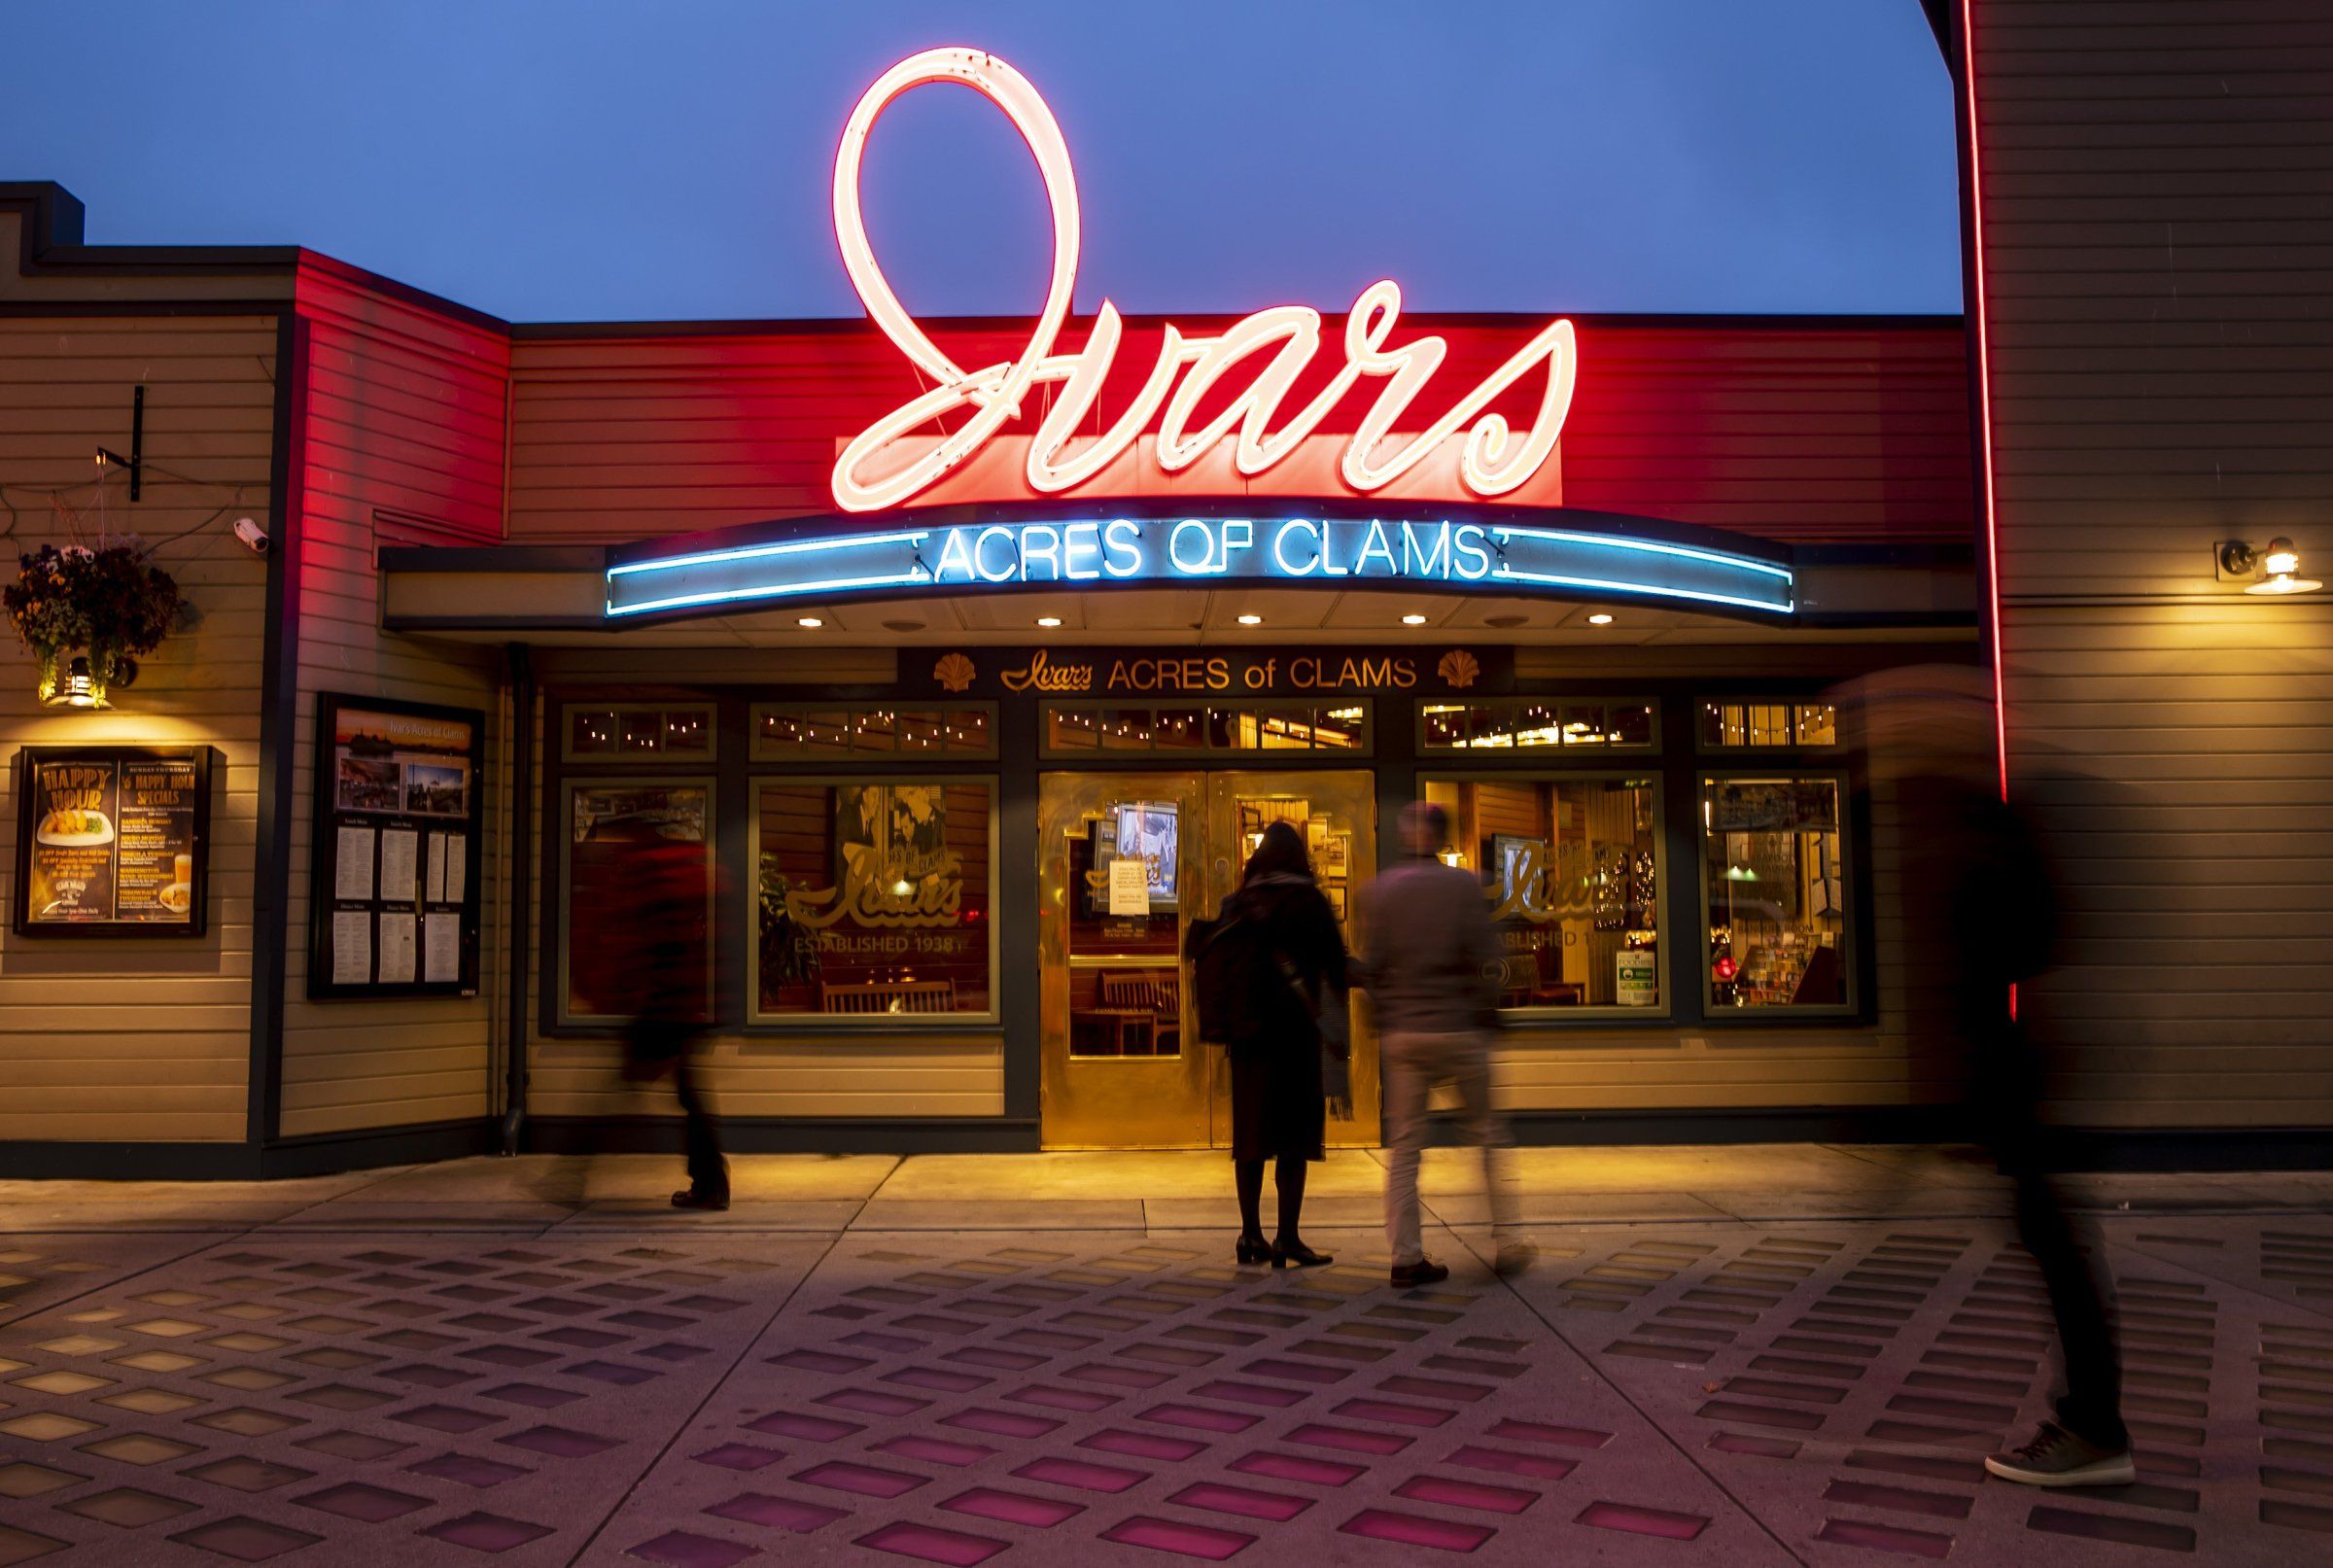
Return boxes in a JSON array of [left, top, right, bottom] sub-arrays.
[[672, 1051, 728, 1202], [1236, 1160, 1267, 1240], [2015, 1166, 2125, 1446], [1273, 1155, 1309, 1247], [1450, 1034, 1518, 1246], [1381, 1032, 1431, 1268]]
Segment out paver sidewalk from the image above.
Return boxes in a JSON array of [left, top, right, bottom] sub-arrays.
[[2, 1146, 2328, 1566]]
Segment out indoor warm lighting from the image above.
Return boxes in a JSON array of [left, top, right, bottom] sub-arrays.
[[1035, 615, 1062, 627], [2248, 537, 2321, 596], [1400, 613, 1427, 626], [1236, 612, 1264, 625], [796, 615, 824, 628], [1587, 612, 1615, 625]]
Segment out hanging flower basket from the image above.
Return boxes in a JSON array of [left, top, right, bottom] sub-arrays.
[[4, 543, 184, 709]]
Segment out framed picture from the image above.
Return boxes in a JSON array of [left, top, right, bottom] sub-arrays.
[[1326, 885, 1348, 922], [13, 746, 214, 936], [308, 693, 486, 999], [1319, 832, 1351, 879]]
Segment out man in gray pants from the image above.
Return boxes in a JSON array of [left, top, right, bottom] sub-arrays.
[[1358, 802, 1531, 1287]]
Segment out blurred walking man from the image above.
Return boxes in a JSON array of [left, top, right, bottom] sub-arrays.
[[1843, 667, 2132, 1487], [1359, 801, 1529, 1287]]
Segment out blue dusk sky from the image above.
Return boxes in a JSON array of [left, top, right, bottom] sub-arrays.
[[1, 1, 1961, 323]]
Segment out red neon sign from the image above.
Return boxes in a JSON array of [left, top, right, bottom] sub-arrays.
[[831, 48, 1581, 514]]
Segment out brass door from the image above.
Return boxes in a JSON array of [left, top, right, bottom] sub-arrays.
[[1038, 768, 1377, 1149]]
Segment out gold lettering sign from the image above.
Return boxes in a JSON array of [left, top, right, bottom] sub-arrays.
[[1000, 648, 1095, 693], [784, 783, 965, 930], [1486, 840, 1597, 924]]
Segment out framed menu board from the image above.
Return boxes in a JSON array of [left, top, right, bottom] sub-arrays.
[[307, 692, 486, 999], [13, 746, 214, 936]]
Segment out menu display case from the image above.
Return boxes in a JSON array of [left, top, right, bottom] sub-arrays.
[[12, 745, 213, 936]]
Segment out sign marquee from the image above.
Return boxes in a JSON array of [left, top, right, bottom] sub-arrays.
[[603, 511, 1795, 619], [831, 48, 1579, 514]]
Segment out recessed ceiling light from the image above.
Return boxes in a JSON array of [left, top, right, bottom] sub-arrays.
[[796, 615, 823, 629], [1035, 615, 1062, 628], [1401, 613, 1428, 626], [1484, 613, 1527, 629], [1236, 612, 1264, 626], [1587, 612, 1615, 626], [882, 618, 924, 633]]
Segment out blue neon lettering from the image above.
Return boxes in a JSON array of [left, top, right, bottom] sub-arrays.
[[1355, 519, 1397, 577], [935, 527, 978, 582], [1021, 525, 1062, 580], [1062, 521, 1102, 580], [1452, 524, 1491, 581], [973, 525, 1018, 582], [1315, 519, 1349, 576], [1271, 519, 1322, 575], [1169, 519, 1222, 575], [1222, 519, 1253, 566], [1403, 521, 1451, 579], [1102, 518, 1142, 576]]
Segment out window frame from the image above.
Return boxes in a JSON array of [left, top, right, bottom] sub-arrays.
[[1694, 696, 1839, 753], [1415, 696, 1660, 756], [750, 701, 1000, 762], [554, 774, 718, 1029], [746, 770, 1004, 1030], [1695, 769, 1857, 1019], [1416, 768, 1672, 1023], [559, 702, 718, 764], [1037, 698, 1375, 760]]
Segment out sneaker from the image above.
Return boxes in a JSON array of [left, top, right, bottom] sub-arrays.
[[1389, 1259, 1450, 1288], [671, 1189, 730, 1212], [1494, 1242, 1537, 1278], [1984, 1422, 2136, 1487]]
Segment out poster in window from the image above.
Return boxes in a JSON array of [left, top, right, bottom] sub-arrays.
[[308, 693, 485, 998], [13, 747, 213, 934]]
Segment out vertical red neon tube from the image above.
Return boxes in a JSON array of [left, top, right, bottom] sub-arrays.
[[1960, 0, 2011, 805]]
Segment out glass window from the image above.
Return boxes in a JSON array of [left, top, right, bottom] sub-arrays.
[[1702, 775, 1848, 1009], [1700, 700, 1837, 749], [1419, 699, 1655, 751], [1041, 702, 1371, 756], [753, 779, 995, 1022], [754, 703, 995, 760], [1065, 798, 1186, 1059], [562, 781, 713, 1023], [564, 705, 715, 762], [1420, 776, 1663, 1012]]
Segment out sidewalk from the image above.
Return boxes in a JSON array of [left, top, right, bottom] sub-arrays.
[[2, 1145, 2328, 1565]]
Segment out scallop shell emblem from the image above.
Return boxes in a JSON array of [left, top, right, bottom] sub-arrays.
[[1438, 649, 1481, 690], [933, 652, 977, 693]]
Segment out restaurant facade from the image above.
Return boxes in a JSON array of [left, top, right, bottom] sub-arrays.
[[3, 6, 2326, 1177]]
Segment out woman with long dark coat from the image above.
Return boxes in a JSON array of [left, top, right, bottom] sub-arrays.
[[1218, 819, 1349, 1269]]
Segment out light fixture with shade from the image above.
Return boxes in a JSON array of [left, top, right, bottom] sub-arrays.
[[2220, 537, 2322, 595], [45, 652, 104, 709]]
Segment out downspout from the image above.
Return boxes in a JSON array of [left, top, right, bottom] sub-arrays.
[[500, 642, 536, 1154]]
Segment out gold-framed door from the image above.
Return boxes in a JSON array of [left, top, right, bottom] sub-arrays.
[[1037, 767, 1377, 1149]]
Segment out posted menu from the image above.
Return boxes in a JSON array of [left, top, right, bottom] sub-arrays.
[[14, 748, 211, 934], [308, 694, 484, 997]]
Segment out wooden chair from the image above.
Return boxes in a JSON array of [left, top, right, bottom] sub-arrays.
[[1099, 971, 1181, 1055], [819, 979, 957, 1015]]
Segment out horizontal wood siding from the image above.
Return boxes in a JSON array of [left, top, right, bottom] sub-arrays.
[[505, 322, 1970, 547], [1972, 1, 2333, 1126], [277, 265, 512, 1137], [0, 316, 276, 1141]]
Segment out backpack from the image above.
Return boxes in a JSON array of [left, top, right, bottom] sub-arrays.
[[1185, 901, 1309, 1055]]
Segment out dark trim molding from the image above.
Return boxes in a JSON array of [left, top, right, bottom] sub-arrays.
[[522, 1116, 1042, 1157], [0, 1120, 499, 1182], [1506, 1105, 1963, 1147], [246, 309, 306, 1145]]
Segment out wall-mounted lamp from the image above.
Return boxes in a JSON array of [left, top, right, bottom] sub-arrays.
[[2219, 537, 2322, 595]]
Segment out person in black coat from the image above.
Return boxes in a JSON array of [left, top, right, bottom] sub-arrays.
[[1221, 819, 1350, 1269]]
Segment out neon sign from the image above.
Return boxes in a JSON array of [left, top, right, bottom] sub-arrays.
[[831, 48, 1580, 514], [604, 512, 1793, 619]]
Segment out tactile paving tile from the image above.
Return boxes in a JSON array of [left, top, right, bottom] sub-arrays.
[[1500, 1216, 2333, 1566], [0, 1235, 817, 1563], [575, 1233, 1796, 1565]]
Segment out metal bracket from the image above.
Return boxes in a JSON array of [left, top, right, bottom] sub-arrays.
[[95, 385, 144, 502]]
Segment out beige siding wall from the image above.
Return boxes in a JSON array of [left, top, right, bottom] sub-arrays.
[[1972, 2, 2333, 1126], [276, 272, 513, 1137], [0, 315, 276, 1142]]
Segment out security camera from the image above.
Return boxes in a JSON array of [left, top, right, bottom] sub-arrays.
[[233, 517, 269, 555]]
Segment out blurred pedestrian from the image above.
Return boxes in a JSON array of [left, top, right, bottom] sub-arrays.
[[1189, 819, 1350, 1269], [1841, 666, 2131, 1487], [1357, 801, 1528, 1287], [609, 814, 730, 1211]]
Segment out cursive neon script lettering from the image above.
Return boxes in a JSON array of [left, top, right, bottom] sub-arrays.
[[831, 48, 1581, 514]]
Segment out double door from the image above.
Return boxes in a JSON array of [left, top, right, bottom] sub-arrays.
[[1037, 769, 1378, 1148]]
